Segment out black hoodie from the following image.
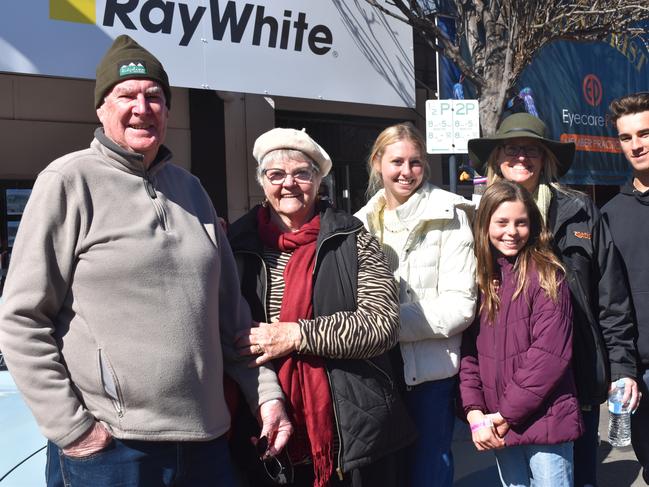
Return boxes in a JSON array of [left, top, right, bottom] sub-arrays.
[[603, 181, 649, 367]]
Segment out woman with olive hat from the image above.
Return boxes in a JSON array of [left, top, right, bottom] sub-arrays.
[[228, 127, 416, 486], [468, 112, 639, 487]]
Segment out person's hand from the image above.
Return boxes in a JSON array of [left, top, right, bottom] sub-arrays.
[[490, 412, 510, 438], [467, 410, 505, 451], [236, 321, 302, 366], [62, 422, 113, 458], [254, 399, 293, 457], [610, 377, 642, 413]]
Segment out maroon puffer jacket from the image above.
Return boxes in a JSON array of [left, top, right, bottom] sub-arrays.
[[460, 257, 584, 446]]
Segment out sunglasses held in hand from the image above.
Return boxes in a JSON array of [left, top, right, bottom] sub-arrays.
[[256, 436, 294, 485]]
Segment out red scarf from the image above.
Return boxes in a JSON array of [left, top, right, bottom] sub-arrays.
[[257, 206, 334, 487]]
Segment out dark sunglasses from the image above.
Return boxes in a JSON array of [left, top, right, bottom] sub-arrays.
[[256, 436, 294, 485]]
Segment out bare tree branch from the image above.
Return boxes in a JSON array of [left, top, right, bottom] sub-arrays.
[[363, 0, 649, 133]]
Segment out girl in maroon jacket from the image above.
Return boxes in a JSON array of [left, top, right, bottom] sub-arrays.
[[460, 181, 583, 486]]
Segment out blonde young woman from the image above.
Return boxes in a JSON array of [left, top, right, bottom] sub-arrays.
[[355, 122, 477, 486]]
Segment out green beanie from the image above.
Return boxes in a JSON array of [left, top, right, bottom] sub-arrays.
[[94, 35, 171, 109]]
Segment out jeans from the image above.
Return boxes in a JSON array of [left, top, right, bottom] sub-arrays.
[[404, 376, 456, 487], [46, 435, 236, 487], [573, 405, 599, 486], [632, 367, 649, 484], [494, 442, 573, 487]]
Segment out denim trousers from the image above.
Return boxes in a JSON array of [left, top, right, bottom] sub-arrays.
[[404, 375, 456, 487], [46, 435, 237, 487], [632, 367, 649, 484], [573, 405, 599, 487], [494, 442, 573, 487]]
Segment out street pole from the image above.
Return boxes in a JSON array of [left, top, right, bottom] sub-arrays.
[[449, 154, 457, 194]]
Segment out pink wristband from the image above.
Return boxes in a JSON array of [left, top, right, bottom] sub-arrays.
[[470, 417, 493, 432]]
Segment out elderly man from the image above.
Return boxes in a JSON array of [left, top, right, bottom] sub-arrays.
[[0, 35, 290, 486]]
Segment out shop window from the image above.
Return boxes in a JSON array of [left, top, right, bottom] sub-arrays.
[[276, 112, 404, 213], [0, 180, 34, 294]]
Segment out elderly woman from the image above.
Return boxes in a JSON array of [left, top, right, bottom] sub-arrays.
[[468, 112, 640, 487], [228, 128, 415, 487]]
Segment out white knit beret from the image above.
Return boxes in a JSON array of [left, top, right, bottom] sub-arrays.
[[252, 128, 332, 177]]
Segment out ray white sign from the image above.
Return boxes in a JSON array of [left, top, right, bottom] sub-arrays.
[[0, 0, 415, 107]]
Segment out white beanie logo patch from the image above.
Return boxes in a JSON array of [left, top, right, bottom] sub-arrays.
[[119, 61, 147, 77]]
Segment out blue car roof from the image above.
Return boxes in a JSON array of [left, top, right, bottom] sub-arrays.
[[0, 371, 46, 485]]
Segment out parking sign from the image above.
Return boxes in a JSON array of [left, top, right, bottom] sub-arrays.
[[426, 100, 480, 154]]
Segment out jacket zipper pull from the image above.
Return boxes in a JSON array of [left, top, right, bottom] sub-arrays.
[[144, 177, 157, 199]]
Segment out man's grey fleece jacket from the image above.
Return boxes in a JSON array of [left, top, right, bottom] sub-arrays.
[[0, 129, 283, 448]]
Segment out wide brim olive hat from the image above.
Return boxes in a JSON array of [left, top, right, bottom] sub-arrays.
[[468, 113, 575, 177], [95, 35, 171, 109]]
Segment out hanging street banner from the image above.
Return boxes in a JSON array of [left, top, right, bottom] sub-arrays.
[[0, 0, 415, 108], [519, 30, 648, 185], [437, 14, 468, 100], [437, 17, 648, 185]]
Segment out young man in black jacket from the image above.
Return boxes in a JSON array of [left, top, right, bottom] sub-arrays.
[[603, 91, 649, 483]]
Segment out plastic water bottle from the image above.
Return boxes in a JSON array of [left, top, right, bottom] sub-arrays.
[[608, 378, 631, 447]]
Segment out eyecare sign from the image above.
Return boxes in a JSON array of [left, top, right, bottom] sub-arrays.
[[425, 99, 480, 154], [0, 0, 415, 107]]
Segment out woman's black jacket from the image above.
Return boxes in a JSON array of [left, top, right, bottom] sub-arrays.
[[548, 188, 637, 404], [227, 205, 416, 478]]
